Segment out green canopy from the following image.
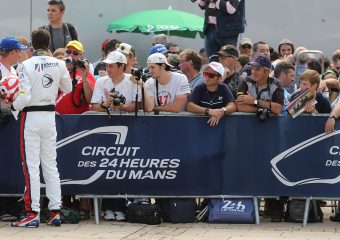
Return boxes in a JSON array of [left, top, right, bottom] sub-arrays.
[[107, 9, 204, 38]]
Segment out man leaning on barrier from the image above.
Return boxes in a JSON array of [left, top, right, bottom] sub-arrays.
[[236, 55, 284, 117], [187, 62, 236, 126], [144, 53, 191, 113], [91, 51, 142, 113]]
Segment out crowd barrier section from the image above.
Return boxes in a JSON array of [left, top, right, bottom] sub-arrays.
[[0, 113, 339, 225]]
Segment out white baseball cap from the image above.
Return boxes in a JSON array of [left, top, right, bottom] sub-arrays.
[[147, 53, 173, 68], [102, 50, 127, 64], [208, 61, 224, 76]]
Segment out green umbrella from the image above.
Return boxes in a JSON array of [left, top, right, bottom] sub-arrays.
[[107, 9, 204, 38]]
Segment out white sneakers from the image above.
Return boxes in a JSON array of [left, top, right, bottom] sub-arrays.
[[103, 210, 125, 221]]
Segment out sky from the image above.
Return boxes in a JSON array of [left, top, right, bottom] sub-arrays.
[[1, 0, 339, 64]]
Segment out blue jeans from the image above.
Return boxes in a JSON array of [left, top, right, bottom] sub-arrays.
[[204, 24, 239, 60]]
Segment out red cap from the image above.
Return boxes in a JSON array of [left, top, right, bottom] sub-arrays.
[[101, 39, 110, 50]]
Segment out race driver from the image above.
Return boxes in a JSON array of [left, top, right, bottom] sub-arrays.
[[11, 29, 72, 228]]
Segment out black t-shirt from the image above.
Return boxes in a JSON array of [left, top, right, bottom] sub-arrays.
[[223, 71, 241, 99], [188, 83, 235, 109]]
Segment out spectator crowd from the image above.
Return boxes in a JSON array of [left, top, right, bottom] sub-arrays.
[[0, 0, 339, 228]]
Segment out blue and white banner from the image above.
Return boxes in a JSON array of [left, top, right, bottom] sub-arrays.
[[0, 114, 339, 198]]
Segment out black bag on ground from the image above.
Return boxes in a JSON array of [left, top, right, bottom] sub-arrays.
[[160, 198, 196, 223], [126, 202, 161, 225], [287, 200, 323, 223]]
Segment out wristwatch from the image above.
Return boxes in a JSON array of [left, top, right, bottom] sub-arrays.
[[222, 107, 227, 115], [205, 108, 210, 116], [254, 99, 258, 106]]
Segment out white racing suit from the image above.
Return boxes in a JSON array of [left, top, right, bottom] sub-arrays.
[[13, 55, 72, 213]]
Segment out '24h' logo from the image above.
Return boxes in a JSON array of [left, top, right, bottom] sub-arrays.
[[221, 200, 246, 212]]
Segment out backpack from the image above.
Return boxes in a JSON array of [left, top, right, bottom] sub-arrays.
[[126, 202, 162, 225], [160, 198, 196, 223], [40, 22, 78, 52], [287, 200, 323, 223]]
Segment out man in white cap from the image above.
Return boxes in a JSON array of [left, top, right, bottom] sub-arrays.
[[144, 53, 190, 113], [91, 50, 141, 112], [116, 42, 137, 74], [187, 62, 236, 126]]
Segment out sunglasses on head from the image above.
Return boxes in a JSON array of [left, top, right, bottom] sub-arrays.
[[65, 49, 80, 56], [241, 44, 252, 49], [203, 71, 219, 78]]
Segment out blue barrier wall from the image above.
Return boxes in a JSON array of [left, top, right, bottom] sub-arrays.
[[0, 113, 339, 198]]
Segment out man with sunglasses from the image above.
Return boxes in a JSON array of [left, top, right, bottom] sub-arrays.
[[40, 0, 78, 53], [218, 45, 240, 98], [239, 37, 253, 59], [187, 62, 236, 126], [56, 40, 95, 114]]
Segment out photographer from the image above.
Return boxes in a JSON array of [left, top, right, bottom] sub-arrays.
[[56, 40, 95, 114], [91, 51, 141, 112], [236, 55, 284, 116]]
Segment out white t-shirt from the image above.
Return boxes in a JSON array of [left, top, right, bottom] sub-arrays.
[[91, 74, 141, 104], [144, 72, 190, 106]]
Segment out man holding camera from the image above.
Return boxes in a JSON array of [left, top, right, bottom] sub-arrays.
[[91, 51, 141, 112], [56, 40, 95, 114], [236, 55, 284, 116]]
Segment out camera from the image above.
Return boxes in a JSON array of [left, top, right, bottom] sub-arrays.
[[257, 108, 270, 121], [110, 88, 126, 106], [75, 59, 86, 69], [131, 66, 149, 82], [64, 57, 73, 64]]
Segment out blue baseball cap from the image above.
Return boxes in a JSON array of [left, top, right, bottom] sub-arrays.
[[0, 36, 29, 51], [249, 55, 272, 69], [149, 44, 169, 55]]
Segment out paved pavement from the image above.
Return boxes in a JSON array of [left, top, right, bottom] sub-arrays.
[[0, 211, 339, 240]]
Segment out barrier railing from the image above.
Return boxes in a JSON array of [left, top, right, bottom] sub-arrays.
[[0, 112, 339, 225]]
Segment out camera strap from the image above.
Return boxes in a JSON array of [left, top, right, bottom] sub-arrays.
[[255, 77, 272, 111], [155, 79, 161, 106], [71, 68, 84, 108], [48, 23, 68, 53]]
